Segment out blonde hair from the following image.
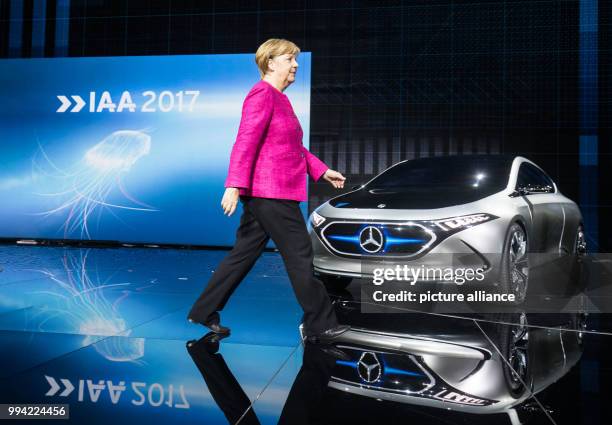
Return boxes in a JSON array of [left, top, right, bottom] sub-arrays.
[[255, 38, 301, 78]]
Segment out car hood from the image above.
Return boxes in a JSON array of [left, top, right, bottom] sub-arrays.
[[329, 186, 499, 210]]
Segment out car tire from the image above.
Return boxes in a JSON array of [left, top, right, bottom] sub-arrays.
[[319, 275, 353, 290], [564, 224, 587, 295], [499, 223, 529, 305], [497, 313, 530, 398], [574, 224, 587, 258]]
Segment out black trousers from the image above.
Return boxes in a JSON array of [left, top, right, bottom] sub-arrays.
[[188, 195, 338, 335], [187, 339, 260, 425], [187, 335, 335, 425]]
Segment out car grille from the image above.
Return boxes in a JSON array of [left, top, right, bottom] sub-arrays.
[[331, 346, 433, 394], [319, 221, 435, 257]]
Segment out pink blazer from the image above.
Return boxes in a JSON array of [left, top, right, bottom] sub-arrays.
[[224, 80, 329, 202]]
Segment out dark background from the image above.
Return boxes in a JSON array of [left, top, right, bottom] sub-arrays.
[[0, 0, 609, 251]]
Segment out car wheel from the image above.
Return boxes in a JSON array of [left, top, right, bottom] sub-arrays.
[[574, 224, 587, 257], [571, 312, 588, 347], [501, 313, 530, 398], [568, 224, 588, 294], [500, 223, 529, 304], [319, 275, 353, 290]]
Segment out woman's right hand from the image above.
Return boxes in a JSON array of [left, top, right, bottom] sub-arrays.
[[221, 187, 240, 216]]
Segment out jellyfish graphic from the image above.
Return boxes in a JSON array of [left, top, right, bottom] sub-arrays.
[[30, 129, 157, 239], [24, 248, 146, 363]]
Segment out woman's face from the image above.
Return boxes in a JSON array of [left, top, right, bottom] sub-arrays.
[[268, 53, 299, 85]]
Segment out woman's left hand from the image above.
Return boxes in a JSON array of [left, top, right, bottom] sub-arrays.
[[322, 169, 346, 189]]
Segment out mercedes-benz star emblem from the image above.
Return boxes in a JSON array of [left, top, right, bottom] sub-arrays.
[[358, 351, 382, 383], [359, 226, 384, 253]]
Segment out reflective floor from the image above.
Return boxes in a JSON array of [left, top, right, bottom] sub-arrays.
[[0, 245, 610, 424]]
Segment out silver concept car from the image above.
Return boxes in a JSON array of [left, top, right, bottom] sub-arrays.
[[308, 155, 586, 302], [325, 311, 585, 423]]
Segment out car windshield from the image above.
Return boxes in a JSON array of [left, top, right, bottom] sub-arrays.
[[365, 156, 513, 194]]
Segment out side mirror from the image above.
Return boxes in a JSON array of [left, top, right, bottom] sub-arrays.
[[509, 187, 529, 197], [530, 184, 554, 194], [510, 185, 553, 197]]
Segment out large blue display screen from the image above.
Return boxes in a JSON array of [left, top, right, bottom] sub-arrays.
[[0, 53, 312, 246]]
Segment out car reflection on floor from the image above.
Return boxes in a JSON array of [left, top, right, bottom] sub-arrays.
[[189, 311, 586, 425], [326, 311, 585, 425]]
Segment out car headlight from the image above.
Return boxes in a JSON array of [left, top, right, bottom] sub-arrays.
[[310, 211, 326, 227], [432, 213, 498, 232]]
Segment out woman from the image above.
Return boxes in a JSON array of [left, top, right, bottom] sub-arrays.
[[188, 39, 350, 343]]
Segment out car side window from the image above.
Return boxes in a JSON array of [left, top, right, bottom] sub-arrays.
[[516, 163, 555, 193]]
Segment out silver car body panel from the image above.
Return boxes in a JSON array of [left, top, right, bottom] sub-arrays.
[[327, 319, 582, 414], [309, 156, 583, 280]]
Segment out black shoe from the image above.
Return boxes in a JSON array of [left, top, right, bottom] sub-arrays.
[[305, 324, 350, 344], [186, 331, 229, 353], [188, 312, 231, 335]]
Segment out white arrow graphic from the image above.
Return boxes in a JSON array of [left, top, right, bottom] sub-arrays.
[[60, 378, 74, 396], [70, 95, 85, 113], [45, 375, 60, 396], [56, 95, 71, 113], [45, 375, 75, 397]]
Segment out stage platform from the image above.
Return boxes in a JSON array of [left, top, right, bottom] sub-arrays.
[[0, 245, 610, 424]]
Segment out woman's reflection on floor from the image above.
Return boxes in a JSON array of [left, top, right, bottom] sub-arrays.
[[187, 332, 344, 425]]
